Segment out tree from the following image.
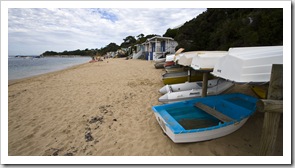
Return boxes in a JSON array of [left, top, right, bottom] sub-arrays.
[[136, 34, 145, 44], [163, 28, 178, 38], [174, 8, 283, 51], [120, 36, 136, 48]]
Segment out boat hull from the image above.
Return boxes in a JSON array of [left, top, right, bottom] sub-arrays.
[[159, 78, 221, 94], [159, 79, 234, 103], [154, 112, 248, 143], [152, 93, 258, 143], [154, 58, 166, 63], [190, 51, 227, 70], [211, 46, 283, 83], [162, 71, 212, 85], [165, 67, 185, 73], [154, 62, 165, 69]]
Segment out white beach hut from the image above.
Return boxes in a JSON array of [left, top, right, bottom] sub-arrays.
[[142, 36, 178, 61]]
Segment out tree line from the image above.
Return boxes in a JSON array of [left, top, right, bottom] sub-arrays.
[[163, 8, 283, 51], [41, 34, 159, 57], [42, 8, 283, 57]]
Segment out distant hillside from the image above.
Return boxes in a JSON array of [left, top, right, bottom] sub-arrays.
[[164, 8, 283, 51]]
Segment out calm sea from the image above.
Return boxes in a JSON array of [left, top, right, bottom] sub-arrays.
[[8, 56, 91, 80]]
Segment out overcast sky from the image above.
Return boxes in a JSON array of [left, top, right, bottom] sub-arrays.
[[8, 8, 206, 56]]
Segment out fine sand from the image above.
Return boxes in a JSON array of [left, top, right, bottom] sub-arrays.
[[8, 58, 282, 156]]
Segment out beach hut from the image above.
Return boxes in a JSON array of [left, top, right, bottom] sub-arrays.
[[142, 36, 178, 61], [132, 44, 144, 59]]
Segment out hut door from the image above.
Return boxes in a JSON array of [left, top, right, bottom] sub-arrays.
[[150, 43, 156, 60], [161, 41, 166, 52]]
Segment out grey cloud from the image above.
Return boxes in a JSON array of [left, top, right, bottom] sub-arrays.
[[8, 8, 206, 55]]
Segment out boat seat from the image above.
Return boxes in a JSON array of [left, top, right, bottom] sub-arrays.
[[195, 102, 234, 123]]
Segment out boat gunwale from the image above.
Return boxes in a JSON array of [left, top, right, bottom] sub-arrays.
[[153, 93, 258, 134]]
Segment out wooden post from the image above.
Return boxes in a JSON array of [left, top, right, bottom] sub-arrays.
[[258, 64, 283, 156], [201, 69, 213, 97], [202, 72, 209, 97], [187, 69, 191, 82], [256, 99, 283, 113]]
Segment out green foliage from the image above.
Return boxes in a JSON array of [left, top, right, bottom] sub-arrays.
[[120, 36, 137, 48], [135, 34, 159, 44], [173, 8, 283, 51], [42, 48, 99, 56], [136, 34, 146, 44], [100, 42, 120, 55], [145, 34, 160, 40], [163, 28, 178, 38], [42, 51, 58, 56], [42, 34, 161, 57]]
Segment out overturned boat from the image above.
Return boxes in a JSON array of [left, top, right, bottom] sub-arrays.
[[211, 46, 283, 83], [177, 51, 227, 67], [158, 78, 234, 103], [154, 62, 165, 69], [152, 93, 258, 143], [190, 51, 228, 70]]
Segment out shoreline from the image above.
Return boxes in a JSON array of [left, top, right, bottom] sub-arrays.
[[8, 62, 90, 86], [7, 58, 282, 158], [8, 56, 91, 85]]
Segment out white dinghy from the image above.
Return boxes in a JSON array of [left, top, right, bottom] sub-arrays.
[[190, 51, 228, 70], [165, 54, 175, 62], [158, 78, 234, 103], [211, 46, 283, 83], [177, 51, 201, 66], [178, 51, 227, 67], [159, 78, 222, 94]]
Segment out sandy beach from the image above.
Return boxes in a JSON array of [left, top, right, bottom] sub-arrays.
[[8, 58, 283, 156]]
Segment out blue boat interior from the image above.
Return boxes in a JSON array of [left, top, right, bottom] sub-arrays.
[[152, 93, 258, 134]]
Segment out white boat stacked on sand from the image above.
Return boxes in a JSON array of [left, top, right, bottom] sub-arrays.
[[172, 48, 185, 62], [177, 51, 200, 66], [153, 53, 167, 63], [211, 46, 283, 83], [159, 78, 234, 103], [190, 51, 228, 70], [159, 78, 222, 94], [154, 53, 173, 68], [164, 53, 185, 73], [177, 51, 227, 67], [165, 54, 175, 62], [153, 57, 166, 63]]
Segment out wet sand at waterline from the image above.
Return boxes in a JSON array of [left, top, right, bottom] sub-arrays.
[[8, 58, 282, 156]]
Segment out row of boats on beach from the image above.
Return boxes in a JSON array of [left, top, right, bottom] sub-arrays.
[[151, 45, 283, 143]]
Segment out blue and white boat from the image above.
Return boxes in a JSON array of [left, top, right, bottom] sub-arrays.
[[152, 93, 258, 143]]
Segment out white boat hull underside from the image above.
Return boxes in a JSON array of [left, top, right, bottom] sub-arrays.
[[211, 46, 283, 83], [190, 51, 227, 70]]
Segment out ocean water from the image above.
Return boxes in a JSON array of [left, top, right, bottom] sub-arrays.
[[8, 56, 91, 80]]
